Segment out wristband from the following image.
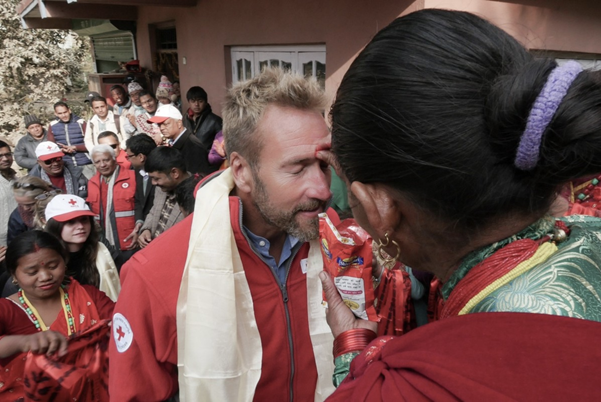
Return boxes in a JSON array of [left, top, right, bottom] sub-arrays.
[[333, 328, 377, 358]]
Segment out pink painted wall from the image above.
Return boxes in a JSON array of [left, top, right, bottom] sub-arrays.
[[135, 0, 414, 114], [135, 0, 601, 115]]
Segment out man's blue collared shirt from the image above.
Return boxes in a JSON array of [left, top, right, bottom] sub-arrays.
[[243, 227, 300, 285]]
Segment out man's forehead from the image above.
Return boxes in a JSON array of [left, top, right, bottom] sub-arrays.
[[260, 106, 328, 151], [93, 153, 112, 160]]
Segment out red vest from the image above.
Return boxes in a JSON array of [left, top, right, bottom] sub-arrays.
[[86, 167, 136, 250]]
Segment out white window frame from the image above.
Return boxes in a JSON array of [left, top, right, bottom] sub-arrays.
[[231, 45, 326, 84]]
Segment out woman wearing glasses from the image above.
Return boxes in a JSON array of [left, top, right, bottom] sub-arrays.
[[8, 177, 59, 245]]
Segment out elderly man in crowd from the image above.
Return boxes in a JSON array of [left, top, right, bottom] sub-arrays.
[[14, 115, 48, 171], [110, 69, 335, 401], [29, 141, 87, 198], [136, 146, 189, 248], [47, 101, 94, 179], [87, 144, 137, 260], [98, 131, 131, 170], [148, 104, 210, 174]]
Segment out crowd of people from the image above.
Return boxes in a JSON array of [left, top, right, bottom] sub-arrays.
[[0, 8, 600, 401]]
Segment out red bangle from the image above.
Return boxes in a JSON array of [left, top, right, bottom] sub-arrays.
[[333, 328, 377, 358]]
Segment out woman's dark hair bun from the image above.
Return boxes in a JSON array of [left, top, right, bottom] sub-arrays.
[[487, 58, 601, 185]]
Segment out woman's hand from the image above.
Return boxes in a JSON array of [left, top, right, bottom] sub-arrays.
[[319, 271, 377, 338], [315, 148, 343, 179], [213, 139, 226, 158], [137, 229, 152, 248], [20, 331, 68, 357]]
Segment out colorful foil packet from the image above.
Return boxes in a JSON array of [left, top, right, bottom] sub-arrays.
[[319, 213, 378, 321]]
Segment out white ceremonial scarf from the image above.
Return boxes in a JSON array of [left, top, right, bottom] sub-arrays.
[[176, 168, 335, 402], [95, 242, 121, 302]]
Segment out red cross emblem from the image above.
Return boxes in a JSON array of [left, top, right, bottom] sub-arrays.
[[68, 199, 77, 206], [116, 326, 126, 341], [47, 145, 52, 150]]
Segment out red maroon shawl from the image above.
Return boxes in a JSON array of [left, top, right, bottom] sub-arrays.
[[0, 280, 110, 402], [328, 312, 601, 401]]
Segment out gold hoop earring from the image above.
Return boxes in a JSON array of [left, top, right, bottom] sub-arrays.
[[376, 232, 400, 269]]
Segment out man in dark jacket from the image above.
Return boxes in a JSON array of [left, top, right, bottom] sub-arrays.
[[125, 134, 157, 236], [149, 104, 212, 175], [183, 86, 222, 169], [29, 141, 88, 198], [14, 115, 48, 171]]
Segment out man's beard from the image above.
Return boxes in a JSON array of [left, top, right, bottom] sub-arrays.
[[251, 173, 327, 243]]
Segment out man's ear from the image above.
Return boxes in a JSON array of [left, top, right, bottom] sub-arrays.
[[230, 151, 253, 194], [170, 167, 181, 180], [350, 181, 401, 240]]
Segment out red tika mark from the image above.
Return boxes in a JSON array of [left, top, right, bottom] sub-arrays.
[[68, 199, 77, 206], [117, 326, 125, 341]]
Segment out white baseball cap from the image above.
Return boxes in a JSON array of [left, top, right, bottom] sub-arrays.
[[147, 104, 183, 124], [45, 194, 95, 222], [35, 141, 64, 161]]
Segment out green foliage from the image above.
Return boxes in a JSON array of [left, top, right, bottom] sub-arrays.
[[0, 0, 89, 143]]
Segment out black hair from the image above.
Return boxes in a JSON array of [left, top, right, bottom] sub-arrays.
[[90, 96, 107, 105], [330, 9, 601, 231], [45, 217, 100, 287], [6, 230, 68, 277], [186, 86, 208, 101], [53, 101, 69, 110], [145, 146, 187, 174], [0, 140, 10, 150], [110, 84, 126, 94], [98, 131, 120, 142], [174, 175, 202, 216], [139, 91, 157, 101], [126, 134, 157, 156]]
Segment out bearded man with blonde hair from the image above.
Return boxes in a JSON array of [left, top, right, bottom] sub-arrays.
[[109, 68, 337, 401]]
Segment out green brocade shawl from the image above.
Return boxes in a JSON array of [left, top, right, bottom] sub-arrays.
[[443, 215, 601, 321]]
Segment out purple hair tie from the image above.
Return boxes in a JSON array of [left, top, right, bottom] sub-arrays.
[[514, 60, 583, 171]]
